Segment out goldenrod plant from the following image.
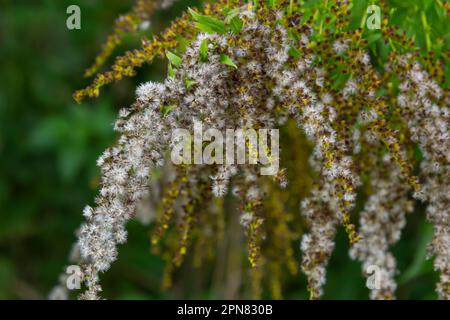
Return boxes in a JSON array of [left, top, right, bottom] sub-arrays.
[[51, 0, 449, 300]]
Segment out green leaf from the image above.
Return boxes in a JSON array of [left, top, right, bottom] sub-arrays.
[[168, 62, 175, 77], [224, 8, 240, 23], [219, 53, 238, 69], [230, 16, 243, 34], [166, 51, 182, 67], [331, 73, 350, 90], [162, 104, 176, 116], [288, 45, 301, 58], [189, 8, 226, 34], [366, 32, 382, 45], [200, 39, 209, 62], [185, 78, 197, 90], [267, 0, 276, 8]]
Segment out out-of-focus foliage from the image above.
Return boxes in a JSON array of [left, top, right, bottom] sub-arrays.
[[0, 0, 446, 299]]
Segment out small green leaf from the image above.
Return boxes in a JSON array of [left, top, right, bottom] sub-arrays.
[[168, 62, 175, 77], [366, 32, 382, 45], [185, 78, 197, 90], [288, 45, 301, 58], [166, 51, 182, 67], [224, 8, 240, 23], [219, 53, 238, 69], [188, 7, 203, 21], [200, 39, 209, 62], [331, 73, 350, 90], [267, 0, 276, 8], [162, 104, 176, 116], [189, 8, 226, 34], [230, 16, 243, 34]]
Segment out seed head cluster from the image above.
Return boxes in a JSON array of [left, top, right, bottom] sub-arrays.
[[53, 0, 449, 300]]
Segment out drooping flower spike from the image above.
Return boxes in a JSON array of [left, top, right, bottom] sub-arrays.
[[52, 0, 449, 300]]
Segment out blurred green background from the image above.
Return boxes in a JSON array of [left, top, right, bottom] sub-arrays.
[[0, 0, 446, 299]]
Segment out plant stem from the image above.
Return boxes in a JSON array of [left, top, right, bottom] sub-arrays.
[[288, 0, 294, 16], [319, 0, 329, 35], [421, 11, 431, 51]]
